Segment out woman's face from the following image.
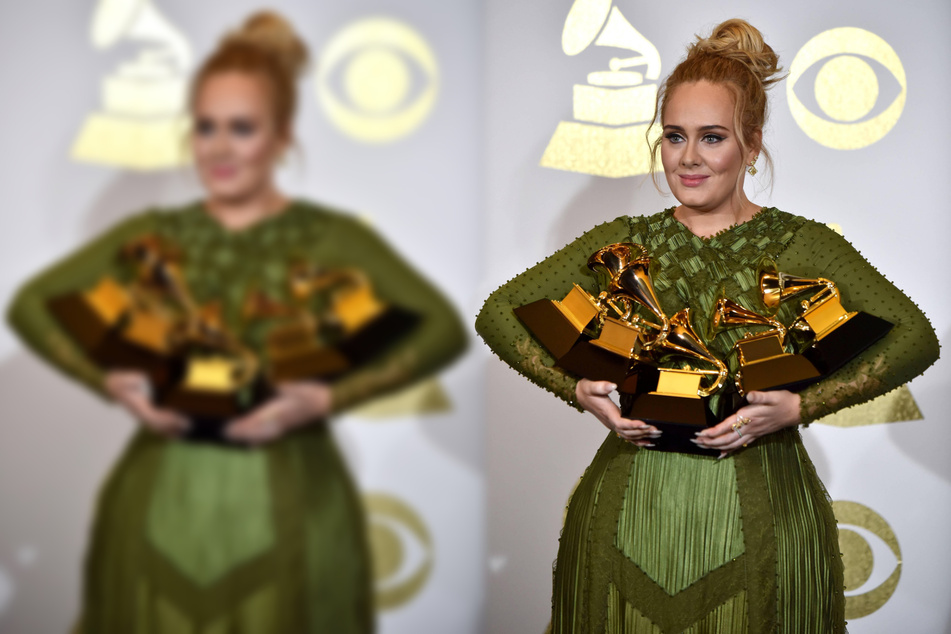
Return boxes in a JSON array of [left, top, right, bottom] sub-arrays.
[[660, 80, 756, 215], [191, 72, 287, 204]]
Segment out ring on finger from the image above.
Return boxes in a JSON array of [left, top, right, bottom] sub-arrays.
[[732, 423, 744, 438]]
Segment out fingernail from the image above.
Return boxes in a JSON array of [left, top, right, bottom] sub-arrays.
[[643, 443, 655, 448], [717, 452, 727, 460]]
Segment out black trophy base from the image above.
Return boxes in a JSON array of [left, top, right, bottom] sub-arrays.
[[513, 300, 585, 360], [620, 392, 718, 457], [802, 311, 894, 375], [159, 378, 273, 446], [338, 306, 420, 366], [740, 354, 822, 394], [557, 340, 660, 394]]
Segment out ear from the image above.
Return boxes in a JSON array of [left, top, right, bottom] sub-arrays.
[[748, 129, 763, 163]]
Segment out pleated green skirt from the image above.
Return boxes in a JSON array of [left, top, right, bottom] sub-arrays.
[[76, 425, 373, 634], [552, 429, 844, 633]]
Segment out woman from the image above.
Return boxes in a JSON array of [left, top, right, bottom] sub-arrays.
[[7, 11, 466, 633], [476, 19, 938, 633]]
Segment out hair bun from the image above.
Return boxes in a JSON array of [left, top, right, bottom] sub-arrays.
[[226, 10, 310, 79], [690, 19, 783, 88]]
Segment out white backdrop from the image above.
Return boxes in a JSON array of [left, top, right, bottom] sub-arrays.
[[479, 1, 951, 633], [2, 1, 950, 633], [0, 1, 484, 633]]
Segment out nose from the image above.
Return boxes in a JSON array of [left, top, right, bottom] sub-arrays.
[[680, 139, 700, 168]]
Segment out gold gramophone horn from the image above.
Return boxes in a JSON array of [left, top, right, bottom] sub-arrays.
[[655, 308, 728, 397], [758, 258, 837, 313], [708, 288, 786, 343], [587, 243, 669, 338]]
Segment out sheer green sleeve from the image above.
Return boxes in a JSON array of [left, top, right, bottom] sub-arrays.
[[475, 217, 633, 412], [776, 221, 940, 425], [5, 212, 159, 399], [321, 216, 467, 414]]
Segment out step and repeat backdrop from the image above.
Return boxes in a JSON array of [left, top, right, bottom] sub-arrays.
[[1, 0, 949, 632], [480, 0, 950, 633], [0, 0, 483, 633]]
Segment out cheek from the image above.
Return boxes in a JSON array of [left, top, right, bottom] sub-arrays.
[[236, 134, 282, 169]]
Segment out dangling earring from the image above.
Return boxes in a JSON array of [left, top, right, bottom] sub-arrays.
[[747, 155, 759, 176]]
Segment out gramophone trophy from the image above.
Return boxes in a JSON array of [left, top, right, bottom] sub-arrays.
[[708, 290, 821, 396], [251, 263, 419, 384], [618, 307, 728, 457], [759, 260, 893, 375]]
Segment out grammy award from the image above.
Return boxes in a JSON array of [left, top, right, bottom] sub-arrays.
[[759, 260, 893, 375], [250, 262, 420, 384], [708, 290, 821, 396]]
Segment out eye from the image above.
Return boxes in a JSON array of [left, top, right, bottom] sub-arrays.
[[701, 134, 724, 144], [194, 118, 216, 137], [229, 119, 257, 137], [833, 500, 903, 619], [664, 132, 684, 143], [315, 17, 439, 144], [364, 492, 434, 609], [787, 27, 906, 149]]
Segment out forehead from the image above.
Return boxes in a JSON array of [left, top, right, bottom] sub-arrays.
[[664, 81, 736, 128], [193, 71, 273, 115]]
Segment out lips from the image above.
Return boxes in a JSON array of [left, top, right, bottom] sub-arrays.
[[679, 174, 709, 187], [209, 166, 237, 180]]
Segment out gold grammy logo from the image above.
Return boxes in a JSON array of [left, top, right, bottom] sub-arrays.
[[364, 492, 434, 609], [833, 501, 902, 619], [540, 0, 662, 178], [72, 0, 193, 170], [788, 28, 906, 150], [315, 17, 439, 144]]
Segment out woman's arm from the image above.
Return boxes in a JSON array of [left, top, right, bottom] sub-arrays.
[[321, 216, 468, 415], [6, 212, 158, 398], [779, 221, 939, 425], [475, 217, 632, 411]]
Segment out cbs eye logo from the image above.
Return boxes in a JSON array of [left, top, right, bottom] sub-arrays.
[[832, 500, 902, 619], [364, 492, 433, 609], [315, 17, 439, 144], [787, 27, 906, 150]]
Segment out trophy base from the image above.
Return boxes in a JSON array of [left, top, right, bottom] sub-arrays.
[[740, 354, 822, 394], [269, 347, 351, 383], [802, 311, 894, 375], [338, 306, 420, 365], [159, 376, 272, 445], [620, 392, 718, 457], [515, 299, 591, 360]]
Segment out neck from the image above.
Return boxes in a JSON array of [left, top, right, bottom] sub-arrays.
[[674, 197, 761, 238], [204, 184, 289, 232]]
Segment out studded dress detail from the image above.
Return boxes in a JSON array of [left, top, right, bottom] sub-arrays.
[[475, 207, 938, 633], [7, 199, 467, 634]]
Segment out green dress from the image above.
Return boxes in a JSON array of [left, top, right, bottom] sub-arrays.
[[475, 207, 938, 633], [6, 199, 467, 633]]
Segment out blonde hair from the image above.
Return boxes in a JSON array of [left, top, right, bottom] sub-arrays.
[[190, 11, 310, 136], [648, 19, 785, 187]]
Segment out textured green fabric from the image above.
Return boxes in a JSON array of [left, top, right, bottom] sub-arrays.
[[7, 199, 467, 633], [476, 207, 939, 633]]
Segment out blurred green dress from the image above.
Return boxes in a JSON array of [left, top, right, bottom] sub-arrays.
[[476, 207, 938, 633], [7, 199, 467, 633]]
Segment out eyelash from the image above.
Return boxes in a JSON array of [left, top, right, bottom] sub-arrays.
[[664, 132, 726, 144], [194, 120, 258, 137]]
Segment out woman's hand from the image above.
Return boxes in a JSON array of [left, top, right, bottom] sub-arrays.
[[225, 381, 333, 446], [104, 370, 190, 438], [575, 379, 661, 447], [693, 390, 802, 458]]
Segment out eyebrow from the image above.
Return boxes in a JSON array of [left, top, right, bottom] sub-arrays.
[[663, 124, 730, 132]]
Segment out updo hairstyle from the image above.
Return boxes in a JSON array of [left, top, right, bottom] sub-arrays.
[[190, 11, 310, 137], [649, 19, 785, 182]]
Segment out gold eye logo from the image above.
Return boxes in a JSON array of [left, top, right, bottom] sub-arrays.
[[832, 500, 902, 619], [787, 27, 906, 150], [364, 492, 434, 609], [315, 17, 438, 144]]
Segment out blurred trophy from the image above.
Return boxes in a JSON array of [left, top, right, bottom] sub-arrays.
[[250, 262, 419, 384], [119, 235, 268, 440], [759, 259, 893, 375], [708, 290, 820, 396]]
